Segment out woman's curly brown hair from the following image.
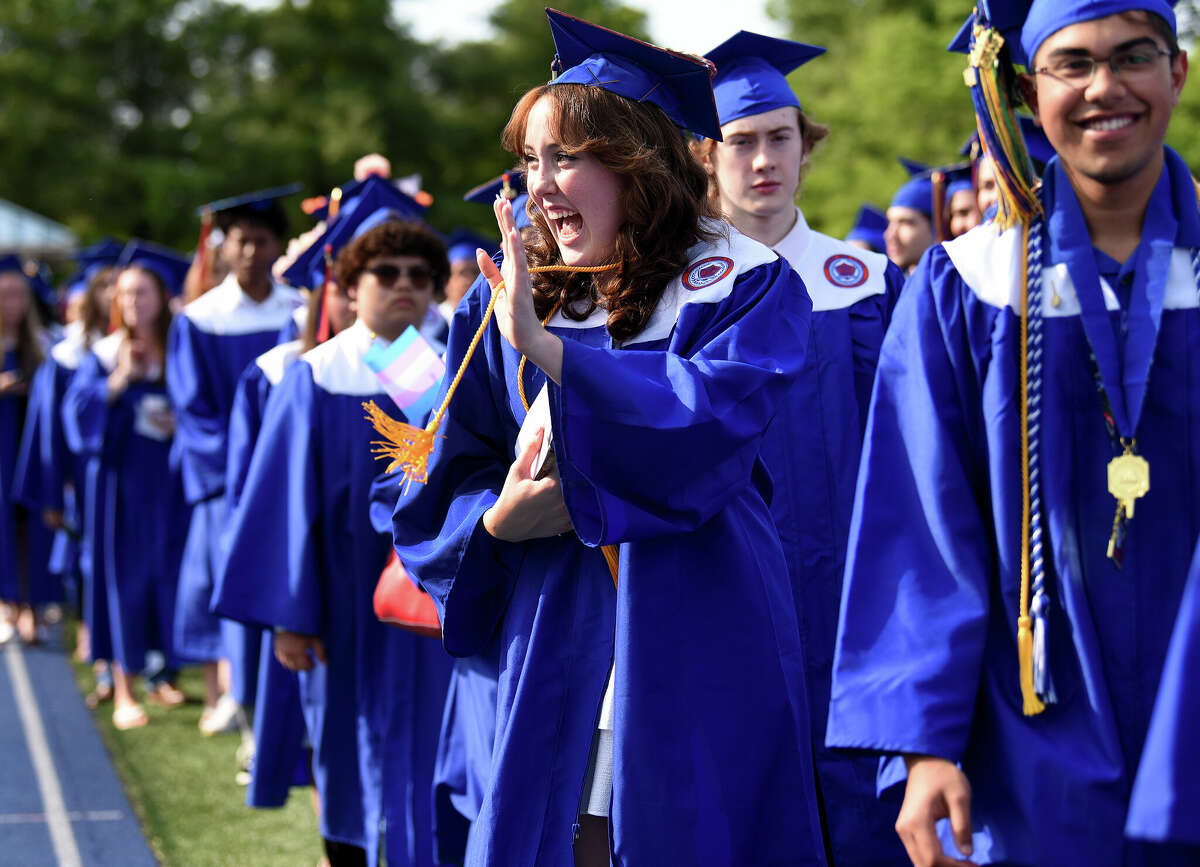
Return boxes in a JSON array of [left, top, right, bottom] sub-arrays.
[[333, 219, 450, 295], [501, 83, 719, 342]]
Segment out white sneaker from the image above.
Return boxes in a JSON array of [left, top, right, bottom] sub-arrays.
[[199, 693, 242, 736], [0, 620, 14, 646]]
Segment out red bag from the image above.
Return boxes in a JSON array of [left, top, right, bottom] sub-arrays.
[[374, 550, 442, 639]]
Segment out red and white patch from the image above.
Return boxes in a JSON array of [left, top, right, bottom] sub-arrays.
[[683, 256, 734, 291], [823, 254, 868, 288]]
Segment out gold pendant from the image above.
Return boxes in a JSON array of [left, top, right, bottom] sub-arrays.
[[1108, 446, 1150, 519]]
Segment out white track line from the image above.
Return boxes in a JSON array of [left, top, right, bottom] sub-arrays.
[[5, 643, 84, 867]]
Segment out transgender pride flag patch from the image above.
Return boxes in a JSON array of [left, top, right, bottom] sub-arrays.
[[364, 325, 446, 423]]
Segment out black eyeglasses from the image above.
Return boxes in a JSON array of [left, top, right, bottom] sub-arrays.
[[1034, 46, 1172, 88], [365, 262, 434, 289]]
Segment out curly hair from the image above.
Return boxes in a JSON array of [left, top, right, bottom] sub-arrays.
[[690, 107, 829, 205], [501, 83, 719, 342], [333, 219, 450, 296]]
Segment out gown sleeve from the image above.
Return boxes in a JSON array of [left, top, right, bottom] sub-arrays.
[[824, 245, 994, 762], [167, 315, 228, 504], [11, 364, 47, 508], [37, 360, 70, 512], [390, 276, 526, 657], [212, 360, 321, 636], [547, 257, 811, 545], [224, 364, 267, 515], [62, 352, 136, 463]]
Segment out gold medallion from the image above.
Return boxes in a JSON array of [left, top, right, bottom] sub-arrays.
[[1108, 450, 1150, 519]]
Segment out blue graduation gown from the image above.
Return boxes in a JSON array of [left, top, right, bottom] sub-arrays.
[[62, 334, 188, 671], [166, 274, 301, 662], [826, 149, 1200, 866], [392, 225, 827, 866], [211, 339, 310, 807], [766, 208, 907, 866], [1125, 536, 1200, 851], [0, 347, 24, 601], [218, 320, 450, 866], [11, 355, 60, 609]]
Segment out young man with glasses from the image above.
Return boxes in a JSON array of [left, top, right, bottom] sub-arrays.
[[825, 2, 1197, 865]]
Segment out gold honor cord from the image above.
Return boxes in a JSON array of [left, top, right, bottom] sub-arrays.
[[364, 261, 622, 587]]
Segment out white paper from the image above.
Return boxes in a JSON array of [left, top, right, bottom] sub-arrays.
[[134, 394, 173, 442], [515, 384, 553, 478]]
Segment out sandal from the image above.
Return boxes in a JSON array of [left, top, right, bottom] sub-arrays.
[[146, 682, 187, 707], [112, 704, 149, 730]]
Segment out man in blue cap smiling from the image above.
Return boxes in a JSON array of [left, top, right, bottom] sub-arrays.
[[825, 1, 1197, 865], [694, 29, 907, 867]]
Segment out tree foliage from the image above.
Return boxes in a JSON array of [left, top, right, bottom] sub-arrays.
[[4, 0, 1200, 256]]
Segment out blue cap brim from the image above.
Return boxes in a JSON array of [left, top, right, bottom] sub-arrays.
[[117, 239, 192, 296]]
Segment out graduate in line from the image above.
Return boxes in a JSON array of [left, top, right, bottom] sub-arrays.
[[826, 2, 1200, 864], [390, 11, 825, 865], [0, 254, 52, 645], [63, 260, 189, 729], [885, 158, 937, 275], [167, 185, 303, 734], [219, 214, 453, 867], [845, 205, 888, 254], [692, 31, 907, 867]]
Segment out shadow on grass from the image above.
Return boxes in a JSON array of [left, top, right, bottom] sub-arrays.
[[65, 620, 321, 867]]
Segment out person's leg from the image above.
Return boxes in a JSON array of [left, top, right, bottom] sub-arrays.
[[574, 817, 611, 867], [111, 663, 148, 730]]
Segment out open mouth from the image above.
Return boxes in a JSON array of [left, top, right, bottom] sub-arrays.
[[547, 209, 582, 242]]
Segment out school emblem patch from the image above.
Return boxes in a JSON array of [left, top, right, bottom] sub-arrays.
[[683, 256, 734, 291], [824, 254, 868, 288]]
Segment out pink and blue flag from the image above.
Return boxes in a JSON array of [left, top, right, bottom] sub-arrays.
[[364, 326, 445, 422]]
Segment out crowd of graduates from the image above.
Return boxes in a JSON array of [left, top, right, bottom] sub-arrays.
[[3, 0, 1200, 865]]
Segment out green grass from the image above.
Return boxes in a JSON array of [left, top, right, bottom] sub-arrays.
[[67, 625, 322, 867]]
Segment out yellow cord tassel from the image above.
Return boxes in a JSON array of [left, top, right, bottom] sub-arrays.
[[365, 261, 624, 588], [1016, 221, 1046, 716]]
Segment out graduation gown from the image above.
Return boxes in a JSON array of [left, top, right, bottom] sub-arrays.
[[211, 339, 309, 807], [826, 149, 1200, 867], [10, 349, 61, 608], [765, 208, 907, 866], [62, 334, 188, 671], [392, 224, 827, 866], [166, 274, 301, 662], [217, 320, 450, 866], [0, 347, 24, 600], [1125, 535, 1200, 852]]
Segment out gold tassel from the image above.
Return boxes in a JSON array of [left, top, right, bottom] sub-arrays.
[[362, 400, 438, 492], [1018, 616, 1045, 715]]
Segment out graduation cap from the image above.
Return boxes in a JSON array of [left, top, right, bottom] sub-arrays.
[[705, 31, 825, 128], [463, 171, 532, 237], [195, 182, 302, 237], [546, 8, 723, 140], [889, 158, 934, 218], [64, 237, 125, 296], [117, 239, 192, 296], [279, 175, 428, 290], [0, 254, 55, 307], [444, 229, 499, 264], [844, 205, 887, 253]]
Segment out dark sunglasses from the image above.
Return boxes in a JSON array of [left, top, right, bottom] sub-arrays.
[[365, 262, 434, 288]]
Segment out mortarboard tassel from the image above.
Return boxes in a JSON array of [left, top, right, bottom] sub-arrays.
[[963, 19, 1042, 231], [931, 170, 948, 244], [364, 261, 623, 585], [196, 209, 213, 290], [318, 244, 334, 344], [327, 186, 344, 223]]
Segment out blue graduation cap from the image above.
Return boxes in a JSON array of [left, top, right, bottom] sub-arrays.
[[0, 254, 55, 306], [939, 163, 976, 205], [195, 182, 302, 238], [63, 237, 125, 296], [117, 239, 192, 296], [845, 205, 887, 253], [444, 229, 499, 264], [463, 171, 533, 234], [705, 31, 825, 128], [546, 9, 723, 140], [947, 0, 1176, 68], [890, 158, 934, 217], [280, 175, 428, 289]]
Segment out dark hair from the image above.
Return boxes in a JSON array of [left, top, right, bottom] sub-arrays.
[[218, 203, 289, 242], [333, 220, 450, 295], [116, 265, 173, 379], [298, 280, 352, 353], [81, 265, 116, 345], [0, 269, 45, 377], [502, 83, 719, 342], [690, 107, 829, 203]]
